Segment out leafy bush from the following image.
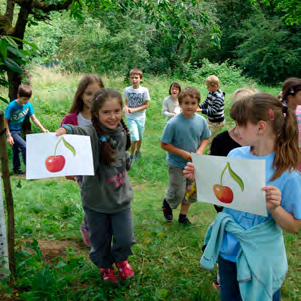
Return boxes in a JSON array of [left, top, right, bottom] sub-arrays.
[[233, 14, 301, 84], [189, 59, 255, 86]]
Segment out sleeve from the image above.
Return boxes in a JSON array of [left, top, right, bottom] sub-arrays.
[[160, 123, 174, 144], [63, 124, 90, 136], [143, 88, 150, 102], [4, 104, 12, 119], [162, 98, 174, 118], [61, 115, 68, 127], [28, 103, 34, 116], [281, 174, 301, 220], [199, 99, 209, 110], [203, 92, 224, 116], [200, 119, 211, 140], [210, 136, 220, 156]]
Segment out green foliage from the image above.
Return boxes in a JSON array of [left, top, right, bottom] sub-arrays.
[[233, 13, 301, 84], [190, 59, 255, 86]]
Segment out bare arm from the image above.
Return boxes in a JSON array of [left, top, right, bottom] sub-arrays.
[[263, 186, 301, 234], [3, 117, 14, 146], [160, 142, 191, 160], [195, 138, 209, 155], [30, 115, 49, 132]]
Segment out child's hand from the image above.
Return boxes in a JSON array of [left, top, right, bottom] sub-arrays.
[[43, 129, 49, 133], [7, 135, 14, 146], [262, 186, 282, 211], [123, 106, 129, 114], [56, 128, 67, 136], [182, 151, 192, 161], [183, 162, 195, 180]]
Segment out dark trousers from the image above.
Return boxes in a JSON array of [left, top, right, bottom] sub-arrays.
[[218, 256, 281, 301], [84, 206, 136, 268], [11, 130, 26, 172]]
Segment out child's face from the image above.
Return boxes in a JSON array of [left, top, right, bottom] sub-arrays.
[[130, 74, 142, 88], [170, 86, 180, 97], [82, 82, 102, 110], [18, 96, 30, 105], [206, 84, 218, 93], [179, 95, 199, 118], [234, 121, 259, 146], [288, 90, 301, 107], [98, 97, 122, 129]]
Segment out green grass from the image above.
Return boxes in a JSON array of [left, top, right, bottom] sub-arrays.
[[1, 67, 300, 300]]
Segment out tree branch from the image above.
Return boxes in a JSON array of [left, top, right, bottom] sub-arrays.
[[5, 0, 15, 22], [14, 0, 74, 12]]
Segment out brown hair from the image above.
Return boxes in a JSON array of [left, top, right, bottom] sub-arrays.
[[129, 68, 143, 79], [18, 84, 32, 98], [230, 93, 299, 180], [205, 75, 219, 87], [169, 82, 181, 95], [281, 77, 301, 105], [69, 74, 104, 113], [91, 88, 131, 165], [179, 87, 201, 104]]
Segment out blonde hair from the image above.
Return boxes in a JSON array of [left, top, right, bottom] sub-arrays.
[[205, 75, 219, 87], [230, 93, 299, 181], [231, 88, 256, 105]]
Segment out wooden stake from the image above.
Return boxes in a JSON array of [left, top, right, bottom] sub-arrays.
[[0, 111, 15, 275]]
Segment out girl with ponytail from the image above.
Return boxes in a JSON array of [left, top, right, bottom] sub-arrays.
[[56, 88, 135, 284], [184, 93, 301, 301]]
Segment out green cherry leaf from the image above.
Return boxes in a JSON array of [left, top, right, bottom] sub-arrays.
[[228, 163, 244, 191], [62, 137, 76, 156]]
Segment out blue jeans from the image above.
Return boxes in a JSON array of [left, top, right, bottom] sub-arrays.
[[11, 130, 26, 172], [218, 256, 281, 301]]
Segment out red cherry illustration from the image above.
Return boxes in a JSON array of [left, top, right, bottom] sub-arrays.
[[213, 162, 244, 204], [45, 155, 66, 172], [213, 184, 234, 204], [45, 136, 75, 173]]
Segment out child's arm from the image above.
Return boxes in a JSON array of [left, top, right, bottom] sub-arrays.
[[160, 142, 192, 160], [202, 95, 224, 116], [30, 115, 49, 133], [195, 138, 209, 155], [162, 99, 175, 118], [199, 99, 209, 110], [128, 101, 149, 113], [3, 117, 14, 146], [123, 98, 130, 114], [263, 185, 301, 233]]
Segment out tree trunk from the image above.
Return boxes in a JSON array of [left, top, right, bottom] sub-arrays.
[[9, 5, 32, 134], [5, 0, 15, 22]]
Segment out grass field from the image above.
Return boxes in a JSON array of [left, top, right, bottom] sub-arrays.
[[0, 67, 300, 300]]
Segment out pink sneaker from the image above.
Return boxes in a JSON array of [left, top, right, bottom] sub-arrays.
[[101, 267, 119, 284], [80, 225, 91, 247], [115, 260, 134, 280]]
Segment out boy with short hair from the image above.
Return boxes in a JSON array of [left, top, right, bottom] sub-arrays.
[[4, 84, 48, 174], [198, 75, 225, 145], [160, 87, 211, 225], [123, 68, 150, 162]]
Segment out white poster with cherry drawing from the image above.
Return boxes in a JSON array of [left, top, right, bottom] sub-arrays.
[[26, 133, 94, 179], [191, 153, 267, 216]]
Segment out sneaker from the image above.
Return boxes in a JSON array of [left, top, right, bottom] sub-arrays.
[[80, 225, 91, 247], [162, 198, 173, 222], [101, 267, 119, 284], [178, 215, 191, 225], [115, 260, 134, 280], [134, 151, 142, 159], [212, 279, 221, 290], [130, 155, 136, 163], [13, 169, 25, 175]]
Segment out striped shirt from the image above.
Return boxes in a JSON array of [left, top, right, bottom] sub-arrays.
[[199, 89, 225, 123]]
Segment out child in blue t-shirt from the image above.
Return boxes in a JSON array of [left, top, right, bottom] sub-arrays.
[[161, 87, 211, 225], [4, 85, 48, 174], [184, 93, 301, 301]]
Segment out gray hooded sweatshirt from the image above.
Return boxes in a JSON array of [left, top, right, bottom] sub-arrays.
[[64, 123, 133, 213]]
